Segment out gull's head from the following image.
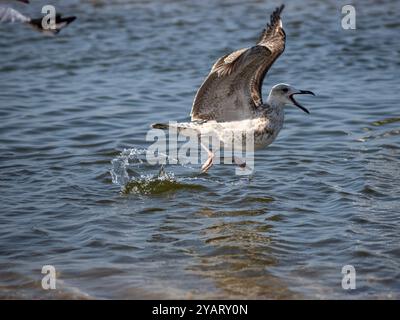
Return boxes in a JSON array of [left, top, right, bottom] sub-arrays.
[[269, 83, 315, 114]]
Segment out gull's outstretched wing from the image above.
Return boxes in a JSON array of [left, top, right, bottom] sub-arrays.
[[0, 6, 30, 23], [190, 5, 286, 122], [29, 14, 76, 34]]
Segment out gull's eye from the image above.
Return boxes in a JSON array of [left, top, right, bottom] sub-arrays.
[[282, 88, 289, 93]]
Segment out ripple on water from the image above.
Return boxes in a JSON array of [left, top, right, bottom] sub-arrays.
[[1, 0, 400, 300]]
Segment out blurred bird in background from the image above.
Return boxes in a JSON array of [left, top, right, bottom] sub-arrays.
[[0, 0, 76, 34]]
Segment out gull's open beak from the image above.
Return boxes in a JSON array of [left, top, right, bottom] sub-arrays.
[[289, 90, 315, 114]]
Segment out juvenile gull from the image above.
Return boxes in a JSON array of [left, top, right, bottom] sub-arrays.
[[152, 5, 315, 173], [0, 0, 76, 34]]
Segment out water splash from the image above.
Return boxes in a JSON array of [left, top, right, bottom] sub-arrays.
[[122, 172, 206, 195], [110, 148, 147, 186], [110, 148, 206, 195]]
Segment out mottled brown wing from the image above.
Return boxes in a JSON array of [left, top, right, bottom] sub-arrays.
[[190, 5, 286, 122], [253, 5, 286, 106]]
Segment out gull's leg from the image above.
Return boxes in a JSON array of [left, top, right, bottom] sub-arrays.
[[158, 164, 166, 177], [233, 156, 252, 172], [200, 142, 214, 173]]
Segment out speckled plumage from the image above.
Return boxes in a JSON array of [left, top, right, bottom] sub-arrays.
[[160, 99, 285, 152], [153, 5, 287, 151], [190, 5, 286, 122], [151, 5, 314, 172]]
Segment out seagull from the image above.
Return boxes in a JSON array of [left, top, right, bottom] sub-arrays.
[[151, 5, 315, 173], [0, 0, 76, 35]]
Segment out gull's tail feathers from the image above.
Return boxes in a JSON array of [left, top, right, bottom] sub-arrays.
[[151, 123, 170, 130], [151, 122, 203, 136]]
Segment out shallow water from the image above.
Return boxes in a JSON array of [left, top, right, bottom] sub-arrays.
[[0, 0, 399, 299]]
